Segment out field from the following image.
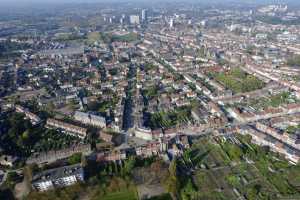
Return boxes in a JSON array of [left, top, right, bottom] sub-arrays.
[[100, 188, 138, 200], [213, 68, 265, 94], [229, 91, 298, 111], [150, 106, 192, 129], [111, 33, 139, 42], [185, 135, 300, 200]]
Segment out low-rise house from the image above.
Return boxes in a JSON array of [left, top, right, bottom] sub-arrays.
[[135, 141, 162, 157], [99, 132, 113, 143], [96, 150, 127, 162], [31, 164, 84, 191], [242, 127, 300, 164]]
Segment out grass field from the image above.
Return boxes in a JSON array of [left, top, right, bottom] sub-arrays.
[[101, 188, 138, 200], [213, 68, 265, 94], [233, 91, 297, 111], [150, 107, 192, 129], [189, 136, 300, 200]]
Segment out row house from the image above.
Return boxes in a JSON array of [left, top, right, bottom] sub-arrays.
[[96, 150, 127, 162], [46, 118, 87, 139], [135, 141, 163, 158], [246, 128, 300, 164], [255, 122, 300, 150], [74, 111, 106, 128], [26, 144, 91, 165]]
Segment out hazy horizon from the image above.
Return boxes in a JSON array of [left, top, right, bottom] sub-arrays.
[[0, 0, 299, 14], [0, 0, 299, 4]]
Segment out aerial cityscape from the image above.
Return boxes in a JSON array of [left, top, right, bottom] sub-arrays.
[[0, 0, 300, 199]]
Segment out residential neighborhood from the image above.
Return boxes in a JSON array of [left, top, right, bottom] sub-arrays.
[[1, 0, 300, 200]]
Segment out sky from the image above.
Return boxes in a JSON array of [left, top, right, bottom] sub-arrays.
[[0, 0, 296, 2], [0, 0, 298, 6]]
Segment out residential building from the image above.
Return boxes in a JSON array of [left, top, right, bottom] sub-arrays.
[[32, 164, 84, 191], [130, 15, 140, 24], [46, 118, 87, 139], [74, 111, 106, 128]]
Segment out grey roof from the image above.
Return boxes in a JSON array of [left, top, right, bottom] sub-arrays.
[[32, 164, 83, 183]]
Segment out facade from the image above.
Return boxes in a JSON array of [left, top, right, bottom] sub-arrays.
[[96, 150, 127, 162], [130, 15, 140, 24], [141, 9, 148, 22], [249, 129, 300, 164], [46, 118, 87, 139], [74, 111, 106, 128], [169, 18, 174, 28], [99, 132, 113, 143], [135, 141, 164, 157], [32, 164, 84, 191], [135, 127, 153, 140], [15, 105, 41, 125], [26, 144, 91, 165]]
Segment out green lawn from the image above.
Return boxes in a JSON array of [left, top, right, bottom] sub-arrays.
[[101, 189, 138, 200], [190, 135, 300, 200], [111, 33, 139, 42], [150, 106, 192, 129], [213, 68, 265, 94]]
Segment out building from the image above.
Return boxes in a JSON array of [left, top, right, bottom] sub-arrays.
[[141, 9, 148, 22], [135, 127, 153, 140], [15, 105, 41, 125], [0, 155, 18, 167], [74, 111, 106, 128], [130, 15, 140, 24], [169, 18, 174, 28], [46, 118, 87, 139], [26, 144, 91, 165], [135, 141, 165, 158], [31, 164, 84, 191], [99, 132, 113, 143], [96, 150, 127, 162]]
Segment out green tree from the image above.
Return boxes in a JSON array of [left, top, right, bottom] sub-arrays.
[[68, 153, 82, 165], [164, 159, 179, 198]]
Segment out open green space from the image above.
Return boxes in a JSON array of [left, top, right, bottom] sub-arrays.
[[86, 32, 139, 44], [25, 157, 165, 200], [111, 33, 139, 42], [213, 68, 265, 94], [230, 91, 297, 110], [150, 106, 192, 129], [181, 135, 300, 200], [287, 55, 300, 67], [0, 112, 80, 158], [286, 124, 300, 135], [100, 188, 138, 200]]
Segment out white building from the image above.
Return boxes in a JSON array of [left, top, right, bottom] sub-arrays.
[[141, 9, 148, 22], [130, 15, 140, 24], [74, 111, 106, 128], [169, 18, 174, 28], [135, 127, 153, 140], [32, 164, 84, 191]]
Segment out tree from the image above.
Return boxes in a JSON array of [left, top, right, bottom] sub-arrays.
[[164, 159, 179, 198], [181, 178, 197, 200], [68, 153, 82, 165], [122, 156, 136, 176]]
